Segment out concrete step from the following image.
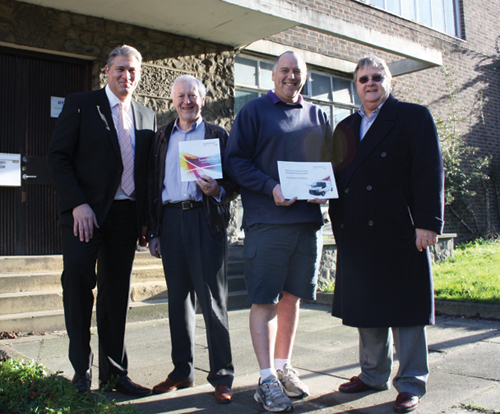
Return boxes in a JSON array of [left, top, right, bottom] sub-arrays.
[[0, 290, 63, 316], [0, 289, 249, 333], [0, 244, 248, 333]]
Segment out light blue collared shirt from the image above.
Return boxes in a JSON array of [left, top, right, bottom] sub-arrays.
[[358, 101, 385, 140], [162, 117, 205, 204]]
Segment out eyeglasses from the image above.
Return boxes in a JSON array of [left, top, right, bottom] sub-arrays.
[[357, 74, 385, 84]]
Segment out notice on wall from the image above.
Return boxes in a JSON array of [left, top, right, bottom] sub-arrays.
[[51, 96, 65, 118], [0, 153, 21, 187], [278, 161, 338, 200]]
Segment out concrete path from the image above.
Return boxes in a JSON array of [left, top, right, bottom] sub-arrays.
[[1, 303, 499, 413]]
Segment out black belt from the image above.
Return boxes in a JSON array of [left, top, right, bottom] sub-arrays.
[[165, 201, 203, 210]]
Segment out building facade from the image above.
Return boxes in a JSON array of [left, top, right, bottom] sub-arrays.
[[0, 0, 498, 255]]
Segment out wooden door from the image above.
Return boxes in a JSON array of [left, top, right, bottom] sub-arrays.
[[0, 47, 92, 255]]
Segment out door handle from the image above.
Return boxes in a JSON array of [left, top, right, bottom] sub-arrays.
[[22, 174, 37, 180]]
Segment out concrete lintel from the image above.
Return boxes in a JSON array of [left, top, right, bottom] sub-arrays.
[[389, 58, 439, 76], [244, 40, 357, 75], [224, 0, 443, 70]]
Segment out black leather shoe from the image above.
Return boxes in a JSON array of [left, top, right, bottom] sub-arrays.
[[112, 376, 152, 397], [72, 373, 91, 395]]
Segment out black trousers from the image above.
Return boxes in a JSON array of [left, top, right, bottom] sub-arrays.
[[160, 205, 234, 387], [60, 200, 137, 381]]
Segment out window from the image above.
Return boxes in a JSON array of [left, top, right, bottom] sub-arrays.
[[234, 55, 358, 127], [364, 0, 460, 37]]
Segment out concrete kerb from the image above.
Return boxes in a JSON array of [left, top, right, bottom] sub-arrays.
[[315, 292, 500, 321]]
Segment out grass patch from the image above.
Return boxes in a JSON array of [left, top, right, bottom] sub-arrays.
[[433, 238, 500, 305], [0, 358, 137, 414], [319, 238, 500, 306]]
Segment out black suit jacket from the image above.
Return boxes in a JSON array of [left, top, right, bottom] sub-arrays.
[[48, 88, 157, 236], [147, 118, 239, 239]]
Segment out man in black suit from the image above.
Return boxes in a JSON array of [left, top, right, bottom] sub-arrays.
[[329, 56, 444, 413], [47, 45, 156, 396], [147, 75, 238, 404]]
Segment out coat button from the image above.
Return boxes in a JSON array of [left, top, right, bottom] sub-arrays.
[[366, 185, 372, 191], [345, 188, 349, 193], [381, 152, 387, 157], [340, 224, 344, 229], [368, 220, 374, 226]]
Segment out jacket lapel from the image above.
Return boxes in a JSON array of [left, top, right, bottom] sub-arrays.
[[342, 95, 398, 185], [95, 88, 121, 158]]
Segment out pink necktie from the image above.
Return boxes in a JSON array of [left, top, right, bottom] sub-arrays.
[[117, 102, 134, 196]]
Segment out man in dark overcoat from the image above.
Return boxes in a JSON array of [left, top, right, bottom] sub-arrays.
[[329, 56, 444, 413]]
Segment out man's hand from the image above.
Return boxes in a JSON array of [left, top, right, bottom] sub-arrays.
[[148, 237, 161, 258], [197, 175, 221, 197], [139, 226, 148, 247], [415, 228, 438, 252], [272, 184, 297, 206], [307, 198, 328, 204], [72, 203, 99, 242]]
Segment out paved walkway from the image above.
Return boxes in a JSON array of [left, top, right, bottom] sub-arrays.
[[1, 303, 499, 413]]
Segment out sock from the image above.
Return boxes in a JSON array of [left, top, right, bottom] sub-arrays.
[[260, 368, 277, 383], [275, 358, 289, 371]]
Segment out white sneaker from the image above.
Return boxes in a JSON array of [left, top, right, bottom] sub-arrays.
[[277, 363, 310, 398], [254, 375, 294, 412]]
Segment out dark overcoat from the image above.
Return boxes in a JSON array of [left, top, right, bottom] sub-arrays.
[[329, 95, 444, 328]]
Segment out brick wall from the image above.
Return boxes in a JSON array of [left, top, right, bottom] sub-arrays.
[[267, 0, 500, 239]]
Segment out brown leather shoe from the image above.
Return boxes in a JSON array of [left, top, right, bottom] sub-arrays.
[[215, 384, 233, 404], [339, 376, 376, 393], [152, 376, 194, 394], [393, 392, 419, 413]]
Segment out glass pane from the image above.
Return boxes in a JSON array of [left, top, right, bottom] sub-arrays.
[[334, 107, 352, 127], [235, 89, 259, 114], [417, 0, 432, 26], [432, 0, 445, 32], [319, 104, 332, 123], [235, 57, 257, 87], [333, 78, 353, 104], [401, 0, 416, 20], [311, 73, 332, 101], [370, 0, 385, 8], [353, 85, 362, 106], [302, 75, 310, 97], [260, 61, 274, 90], [444, 0, 458, 36], [386, 0, 400, 14]]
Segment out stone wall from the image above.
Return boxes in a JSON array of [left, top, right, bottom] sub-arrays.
[[0, 0, 236, 128]]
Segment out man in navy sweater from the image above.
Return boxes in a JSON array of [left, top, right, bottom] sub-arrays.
[[225, 51, 333, 412]]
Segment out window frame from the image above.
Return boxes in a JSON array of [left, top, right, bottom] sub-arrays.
[[234, 55, 358, 127], [360, 0, 461, 38]]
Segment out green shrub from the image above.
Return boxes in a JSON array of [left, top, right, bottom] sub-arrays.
[[0, 358, 137, 414]]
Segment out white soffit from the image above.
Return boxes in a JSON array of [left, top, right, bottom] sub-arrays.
[[16, 0, 442, 74]]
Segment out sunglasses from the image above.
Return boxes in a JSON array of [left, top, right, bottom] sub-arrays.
[[358, 74, 385, 84]]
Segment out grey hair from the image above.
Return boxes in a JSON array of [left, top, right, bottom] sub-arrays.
[[272, 51, 307, 73], [353, 56, 392, 83], [107, 45, 142, 68], [170, 75, 206, 99]]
